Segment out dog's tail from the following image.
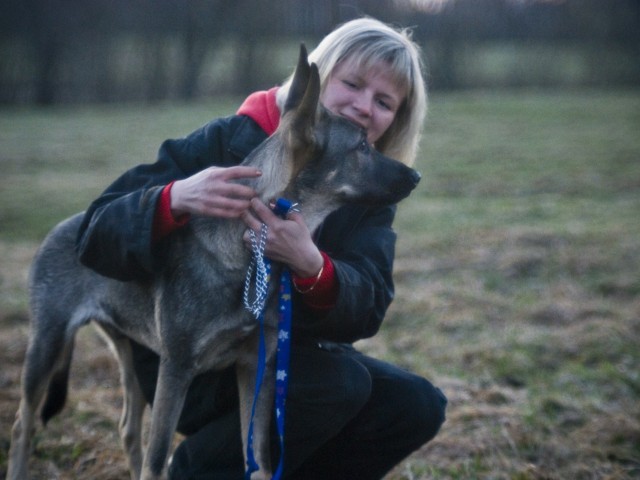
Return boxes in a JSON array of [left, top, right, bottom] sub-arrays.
[[40, 339, 74, 425]]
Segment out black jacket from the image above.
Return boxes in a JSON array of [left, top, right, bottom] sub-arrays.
[[76, 114, 397, 344]]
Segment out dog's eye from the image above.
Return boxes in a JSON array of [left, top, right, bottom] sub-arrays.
[[358, 139, 369, 153]]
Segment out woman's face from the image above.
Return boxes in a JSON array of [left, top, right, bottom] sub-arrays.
[[320, 59, 406, 145]]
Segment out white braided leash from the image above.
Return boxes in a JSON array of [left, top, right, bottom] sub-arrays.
[[243, 223, 270, 318]]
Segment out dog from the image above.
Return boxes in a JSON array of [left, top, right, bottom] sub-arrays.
[[8, 45, 421, 480]]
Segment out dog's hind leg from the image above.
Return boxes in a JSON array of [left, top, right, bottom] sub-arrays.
[[7, 318, 76, 480], [141, 358, 193, 480], [97, 325, 146, 480]]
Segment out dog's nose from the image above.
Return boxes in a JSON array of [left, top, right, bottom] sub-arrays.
[[410, 169, 422, 186]]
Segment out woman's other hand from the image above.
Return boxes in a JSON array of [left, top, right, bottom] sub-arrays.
[[170, 166, 262, 219], [242, 198, 323, 278]]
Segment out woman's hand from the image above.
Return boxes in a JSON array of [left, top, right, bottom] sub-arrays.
[[242, 198, 324, 278], [170, 166, 262, 219]]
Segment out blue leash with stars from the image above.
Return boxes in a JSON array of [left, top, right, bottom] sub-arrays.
[[243, 198, 296, 480]]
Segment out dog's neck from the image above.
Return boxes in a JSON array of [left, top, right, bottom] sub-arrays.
[[248, 133, 294, 204], [292, 192, 343, 234]]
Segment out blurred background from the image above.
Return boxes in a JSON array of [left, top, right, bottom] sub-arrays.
[[1, 0, 639, 105], [1, 2, 639, 478]]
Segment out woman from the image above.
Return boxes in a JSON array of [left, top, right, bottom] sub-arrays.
[[77, 17, 447, 480]]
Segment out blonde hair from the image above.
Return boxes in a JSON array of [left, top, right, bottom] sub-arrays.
[[277, 17, 427, 167]]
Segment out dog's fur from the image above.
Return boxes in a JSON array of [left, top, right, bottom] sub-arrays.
[[8, 46, 420, 480]]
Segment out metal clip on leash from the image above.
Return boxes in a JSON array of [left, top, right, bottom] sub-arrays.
[[272, 197, 299, 218]]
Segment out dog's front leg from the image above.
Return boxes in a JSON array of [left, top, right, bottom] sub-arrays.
[[141, 357, 193, 480], [236, 346, 275, 480], [7, 397, 36, 480]]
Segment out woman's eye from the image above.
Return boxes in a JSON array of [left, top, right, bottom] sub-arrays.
[[377, 99, 391, 111]]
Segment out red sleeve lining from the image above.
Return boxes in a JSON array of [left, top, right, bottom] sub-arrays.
[[152, 182, 190, 242], [292, 251, 337, 310]]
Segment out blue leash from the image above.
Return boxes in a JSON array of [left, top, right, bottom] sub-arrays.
[[244, 199, 295, 479]]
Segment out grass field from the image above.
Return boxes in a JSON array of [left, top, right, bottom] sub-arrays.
[[1, 89, 639, 479]]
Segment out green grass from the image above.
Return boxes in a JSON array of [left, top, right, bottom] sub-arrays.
[[0, 99, 241, 241], [1, 89, 639, 478], [380, 89, 640, 479]]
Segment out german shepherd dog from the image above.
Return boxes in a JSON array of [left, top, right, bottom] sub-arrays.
[[8, 46, 420, 480]]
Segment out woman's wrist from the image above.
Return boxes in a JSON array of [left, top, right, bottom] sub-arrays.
[[292, 251, 327, 291], [291, 248, 324, 279], [291, 251, 337, 307], [168, 179, 189, 218], [292, 262, 324, 294]]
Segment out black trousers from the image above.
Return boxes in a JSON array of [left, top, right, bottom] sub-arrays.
[[131, 341, 447, 480]]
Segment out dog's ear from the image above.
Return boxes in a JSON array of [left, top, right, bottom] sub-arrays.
[[288, 62, 320, 157], [294, 62, 320, 126], [284, 44, 311, 113]]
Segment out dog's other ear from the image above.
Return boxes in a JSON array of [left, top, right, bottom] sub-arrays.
[[284, 44, 311, 114]]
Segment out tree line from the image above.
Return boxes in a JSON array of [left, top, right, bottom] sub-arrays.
[[0, 0, 638, 105]]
